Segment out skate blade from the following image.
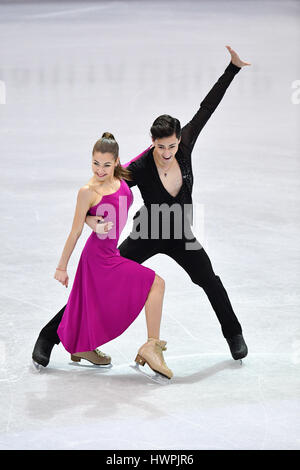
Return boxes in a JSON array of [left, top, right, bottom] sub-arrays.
[[70, 359, 113, 369], [130, 363, 171, 385], [232, 359, 243, 365], [32, 359, 43, 372]]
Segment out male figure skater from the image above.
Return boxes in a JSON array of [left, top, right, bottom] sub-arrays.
[[32, 45, 250, 367]]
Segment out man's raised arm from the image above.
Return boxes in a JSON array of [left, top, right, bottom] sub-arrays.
[[181, 45, 251, 152]]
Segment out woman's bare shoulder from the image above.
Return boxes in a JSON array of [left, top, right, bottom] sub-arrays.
[[80, 182, 102, 207], [78, 184, 94, 195], [76, 184, 96, 203]]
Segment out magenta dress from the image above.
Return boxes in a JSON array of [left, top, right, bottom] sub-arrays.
[[57, 178, 156, 354]]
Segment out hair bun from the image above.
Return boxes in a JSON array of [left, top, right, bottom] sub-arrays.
[[101, 132, 115, 140]]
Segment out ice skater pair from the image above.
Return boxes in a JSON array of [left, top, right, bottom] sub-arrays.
[[33, 45, 250, 378]]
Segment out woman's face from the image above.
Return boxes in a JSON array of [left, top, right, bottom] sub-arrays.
[[92, 151, 119, 182]]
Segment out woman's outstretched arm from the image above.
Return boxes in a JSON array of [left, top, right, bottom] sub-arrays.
[[54, 187, 94, 288]]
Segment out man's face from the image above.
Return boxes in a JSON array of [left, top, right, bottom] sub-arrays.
[[152, 133, 181, 164]]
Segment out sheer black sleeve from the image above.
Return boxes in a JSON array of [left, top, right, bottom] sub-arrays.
[[180, 61, 241, 153], [124, 161, 138, 188], [122, 146, 151, 188]]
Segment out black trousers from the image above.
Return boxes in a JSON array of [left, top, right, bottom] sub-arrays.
[[39, 234, 242, 344]]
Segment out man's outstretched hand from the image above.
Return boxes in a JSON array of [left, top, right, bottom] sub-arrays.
[[226, 45, 251, 68]]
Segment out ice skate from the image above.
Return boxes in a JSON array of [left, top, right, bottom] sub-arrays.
[[70, 348, 111, 366], [133, 338, 173, 381], [32, 335, 55, 370], [226, 333, 248, 363]]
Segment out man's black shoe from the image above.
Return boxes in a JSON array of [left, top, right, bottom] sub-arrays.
[[32, 336, 55, 368], [226, 334, 248, 360]]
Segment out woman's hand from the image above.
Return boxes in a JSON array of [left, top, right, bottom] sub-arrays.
[[54, 269, 69, 288], [225, 45, 251, 68]]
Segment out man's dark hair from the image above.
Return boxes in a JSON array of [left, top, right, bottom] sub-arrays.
[[150, 114, 181, 140]]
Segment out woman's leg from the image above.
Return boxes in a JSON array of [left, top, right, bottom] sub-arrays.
[[144, 274, 165, 339], [119, 235, 166, 338], [136, 274, 173, 379]]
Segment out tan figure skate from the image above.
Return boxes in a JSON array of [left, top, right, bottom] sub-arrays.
[[71, 348, 111, 366], [135, 338, 173, 379]]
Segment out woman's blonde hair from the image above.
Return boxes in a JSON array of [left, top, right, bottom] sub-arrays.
[[92, 132, 132, 181]]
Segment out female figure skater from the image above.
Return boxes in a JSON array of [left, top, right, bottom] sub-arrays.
[[54, 133, 173, 379]]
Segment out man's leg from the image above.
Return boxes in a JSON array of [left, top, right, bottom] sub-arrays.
[[165, 241, 247, 358], [39, 305, 66, 344], [32, 305, 66, 367]]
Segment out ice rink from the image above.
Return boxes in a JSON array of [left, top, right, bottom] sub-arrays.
[[0, 0, 299, 450]]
